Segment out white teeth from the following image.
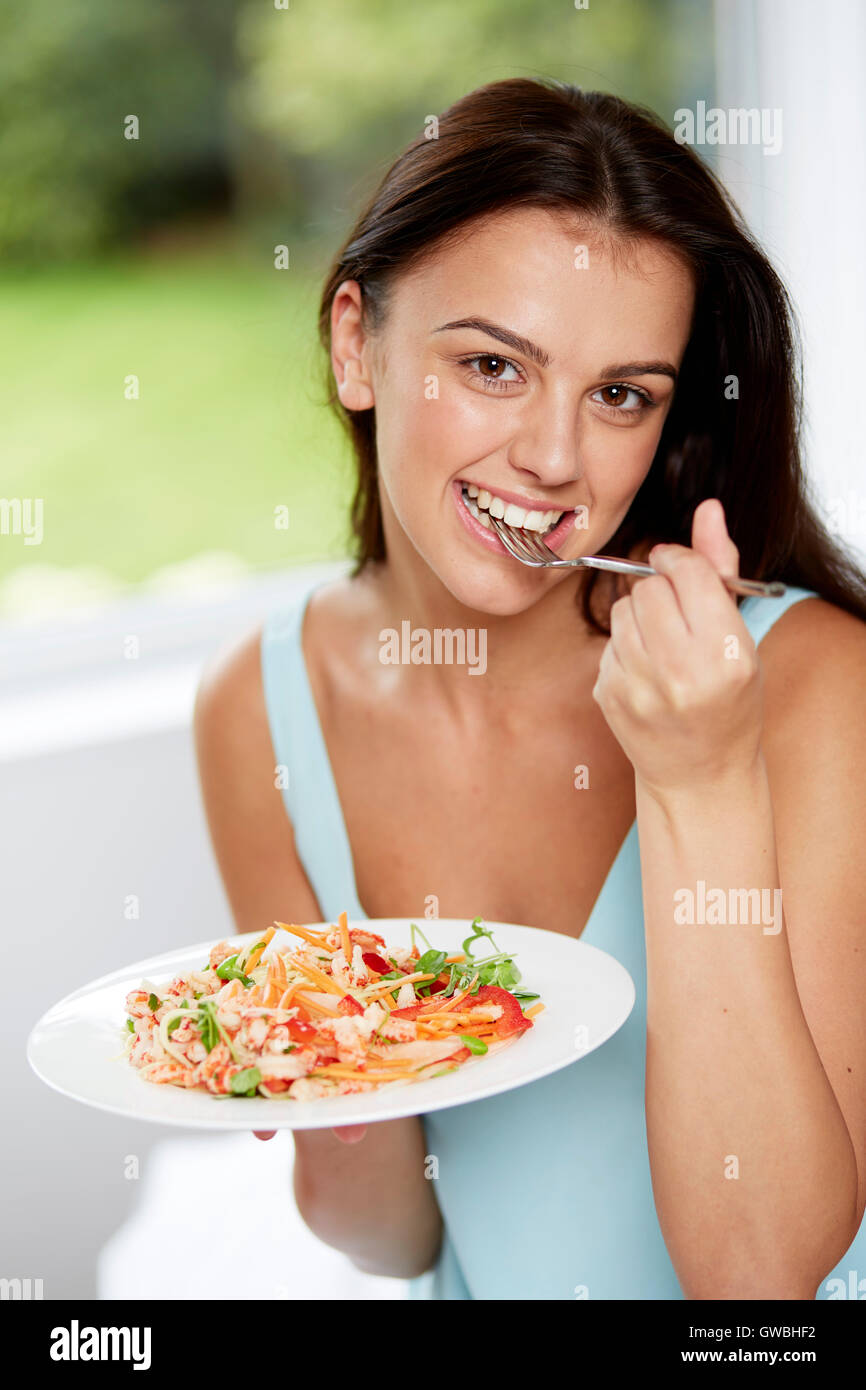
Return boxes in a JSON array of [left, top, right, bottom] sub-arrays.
[[460, 485, 563, 534]]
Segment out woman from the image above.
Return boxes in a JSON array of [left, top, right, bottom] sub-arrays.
[[195, 79, 866, 1299]]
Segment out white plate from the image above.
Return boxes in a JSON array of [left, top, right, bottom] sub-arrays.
[[26, 919, 635, 1130]]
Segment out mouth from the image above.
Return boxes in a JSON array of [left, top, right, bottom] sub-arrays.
[[458, 483, 567, 536]]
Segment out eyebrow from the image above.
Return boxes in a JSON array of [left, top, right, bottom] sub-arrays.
[[433, 316, 678, 382]]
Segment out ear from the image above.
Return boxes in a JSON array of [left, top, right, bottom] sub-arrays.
[[331, 280, 376, 411]]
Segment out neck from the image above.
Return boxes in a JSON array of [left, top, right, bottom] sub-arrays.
[[369, 551, 608, 709]]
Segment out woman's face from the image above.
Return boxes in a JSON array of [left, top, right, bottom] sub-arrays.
[[332, 207, 696, 616]]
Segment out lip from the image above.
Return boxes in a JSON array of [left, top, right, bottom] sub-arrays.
[[457, 477, 573, 513], [451, 480, 580, 557]]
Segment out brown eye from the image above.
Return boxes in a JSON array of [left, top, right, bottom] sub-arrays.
[[478, 356, 508, 378], [459, 353, 522, 388], [599, 384, 629, 407], [591, 383, 652, 414]]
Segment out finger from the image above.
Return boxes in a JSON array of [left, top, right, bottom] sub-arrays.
[[690, 498, 740, 578], [609, 594, 652, 677], [648, 543, 736, 636], [253, 1130, 276, 1141], [627, 573, 691, 663], [332, 1124, 368, 1144]]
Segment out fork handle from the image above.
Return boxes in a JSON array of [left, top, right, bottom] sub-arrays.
[[582, 555, 786, 598]]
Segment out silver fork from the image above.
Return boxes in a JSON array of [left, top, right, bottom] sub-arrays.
[[486, 514, 786, 598]]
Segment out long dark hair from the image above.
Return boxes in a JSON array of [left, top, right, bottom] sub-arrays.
[[318, 77, 866, 633]]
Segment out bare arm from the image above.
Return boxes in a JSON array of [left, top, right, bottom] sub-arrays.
[[635, 595, 866, 1298], [193, 626, 443, 1279], [594, 508, 866, 1299]]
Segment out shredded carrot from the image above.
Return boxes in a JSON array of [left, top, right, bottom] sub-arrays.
[[312, 1064, 416, 1080], [244, 925, 276, 973], [270, 952, 288, 990], [294, 958, 345, 996], [443, 954, 466, 963], [419, 974, 478, 1015], [338, 910, 352, 962], [524, 1002, 545, 1019], [365, 971, 437, 999], [369, 1055, 431, 1066], [273, 920, 334, 949], [293, 990, 341, 1019]]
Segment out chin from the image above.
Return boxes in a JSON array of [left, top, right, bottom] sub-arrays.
[[434, 561, 561, 618]]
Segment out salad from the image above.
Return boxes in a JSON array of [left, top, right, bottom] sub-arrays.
[[123, 914, 544, 1099]]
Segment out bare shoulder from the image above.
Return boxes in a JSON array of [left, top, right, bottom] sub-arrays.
[[756, 595, 866, 892], [193, 619, 321, 931], [194, 623, 268, 762], [755, 595, 866, 739]]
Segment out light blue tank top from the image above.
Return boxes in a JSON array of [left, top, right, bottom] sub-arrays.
[[261, 582, 866, 1300]]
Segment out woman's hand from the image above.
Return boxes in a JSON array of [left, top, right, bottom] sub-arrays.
[[592, 498, 764, 800], [254, 1126, 368, 1143]]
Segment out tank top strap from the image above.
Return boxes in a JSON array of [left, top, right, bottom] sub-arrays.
[[260, 588, 366, 925], [738, 583, 819, 645]]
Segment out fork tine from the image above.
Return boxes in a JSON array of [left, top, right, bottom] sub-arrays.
[[480, 507, 785, 594], [519, 529, 557, 560], [487, 515, 545, 563]]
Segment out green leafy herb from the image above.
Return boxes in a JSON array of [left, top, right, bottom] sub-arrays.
[[167, 1016, 183, 1036], [462, 917, 498, 958], [459, 1034, 488, 1055], [147, 993, 160, 1012], [282, 1045, 296, 1054], [230, 1067, 262, 1097], [409, 921, 433, 954], [512, 990, 540, 1002], [215, 954, 254, 986], [197, 1000, 220, 1054], [414, 949, 448, 995], [126, 1018, 135, 1032]]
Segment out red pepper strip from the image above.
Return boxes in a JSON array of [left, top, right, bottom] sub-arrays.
[[468, 985, 533, 1038], [337, 994, 364, 1017], [362, 952, 390, 974], [287, 1019, 318, 1044], [390, 1002, 428, 1020]]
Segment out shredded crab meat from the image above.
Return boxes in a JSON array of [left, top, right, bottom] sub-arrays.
[[124, 921, 538, 1099], [331, 944, 371, 990], [375, 1015, 418, 1043]]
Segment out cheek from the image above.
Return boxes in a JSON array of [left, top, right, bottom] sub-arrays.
[[375, 371, 509, 496], [582, 419, 660, 505]]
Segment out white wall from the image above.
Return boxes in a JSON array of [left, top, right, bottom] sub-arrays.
[[713, 0, 866, 560]]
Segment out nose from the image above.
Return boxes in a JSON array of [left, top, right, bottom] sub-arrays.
[[506, 381, 582, 488]]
